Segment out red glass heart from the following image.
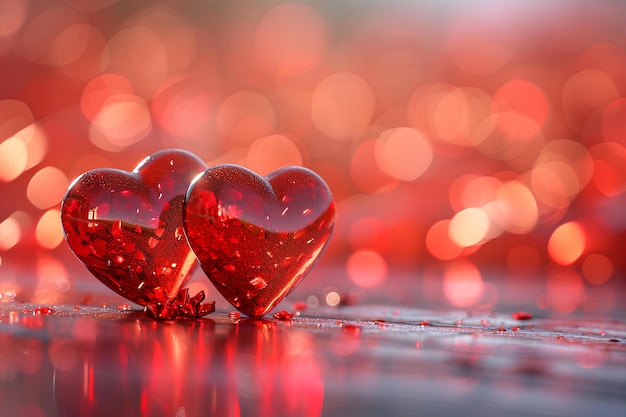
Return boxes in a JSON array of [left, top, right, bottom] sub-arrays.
[[61, 149, 209, 315], [184, 165, 335, 317]]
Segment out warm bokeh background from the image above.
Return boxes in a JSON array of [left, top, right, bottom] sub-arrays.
[[1, 0, 625, 314]]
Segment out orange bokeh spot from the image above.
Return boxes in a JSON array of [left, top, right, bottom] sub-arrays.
[[0, 215, 22, 251], [425, 220, 463, 261], [16, 7, 80, 66], [602, 98, 626, 146], [246, 134, 303, 176], [255, 2, 327, 76], [27, 166, 69, 210], [0, 136, 27, 182], [443, 261, 484, 307], [36, 209, 64, 249], [374, 127, 433, 181], [0, 99, 33, 138], [81, 73, 135, 122], [492, 79, 549, 129], [460, 176, 501, 208], [216, 91, 276, 146], [349, 139, 398, 193], [562, 69, 619, 132], [103, 25, 168, 97], [152, 80, 216, 142], [449, 207, 489, 247], [473, 111, 542, 160], [89, 94, 152, 151], [346, 249, 387, 289], [546, 268, 584, 313], [0, 0, 28, 37], [581, 253, 613, 286], [311, 73, 375, 140], [495, 181, 538, 234], [547, 221, 586, 266], [590, 142, 626, 196]]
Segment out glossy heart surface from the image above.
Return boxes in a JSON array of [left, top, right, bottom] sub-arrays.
[[61, 149, 207, 307], [184, 165, 335, 317]]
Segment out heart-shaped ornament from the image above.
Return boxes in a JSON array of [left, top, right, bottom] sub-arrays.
[[61, 149, 213, 318], [184, 165, 335, 317]]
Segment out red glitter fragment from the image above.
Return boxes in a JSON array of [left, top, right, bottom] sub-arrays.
[[420, 321, 431, 326], [184, 165, 335, 318], [273, 310, 294, 320], [33, 307, 54, 315], [512, 326, 520, 331], [341, 324, 361, 334], [512, 311, 533, 320], [61, 150, 207, 307], [144, 288, 215, 320]]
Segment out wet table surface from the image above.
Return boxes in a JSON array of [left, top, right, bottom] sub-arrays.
[[1, 300, 625, 417]]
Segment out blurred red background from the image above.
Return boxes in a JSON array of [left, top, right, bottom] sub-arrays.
[[1, 0, 624, 314]]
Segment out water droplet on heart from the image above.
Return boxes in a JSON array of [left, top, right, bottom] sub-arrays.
[[249, 277, 268, 290], [302, 208, 311, 215], [114, 255, 125, 264]]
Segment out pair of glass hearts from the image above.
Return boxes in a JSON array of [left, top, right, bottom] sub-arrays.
[[61, 149, 335, 319]]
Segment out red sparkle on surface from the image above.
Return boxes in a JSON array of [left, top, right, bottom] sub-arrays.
[[513, 311, 533, 321], [273, 310, 294, 320]]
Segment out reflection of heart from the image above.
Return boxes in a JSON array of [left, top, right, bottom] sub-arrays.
[[184, 165, 335, 317], [61, 149, 207, 306]]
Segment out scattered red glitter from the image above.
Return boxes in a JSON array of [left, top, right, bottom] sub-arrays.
[[420, 321, 431, 326], [144, 288, 215, 320], [33, 307, 54, 315], [184, 165, 335, 318], [512, 311, 533, 320], [61, 149, 208, 312], [512, 326, 520, 331], [273, 310, 294, 320]]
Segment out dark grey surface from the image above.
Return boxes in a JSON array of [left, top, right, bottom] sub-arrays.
[[1, 302, 625, 417]]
